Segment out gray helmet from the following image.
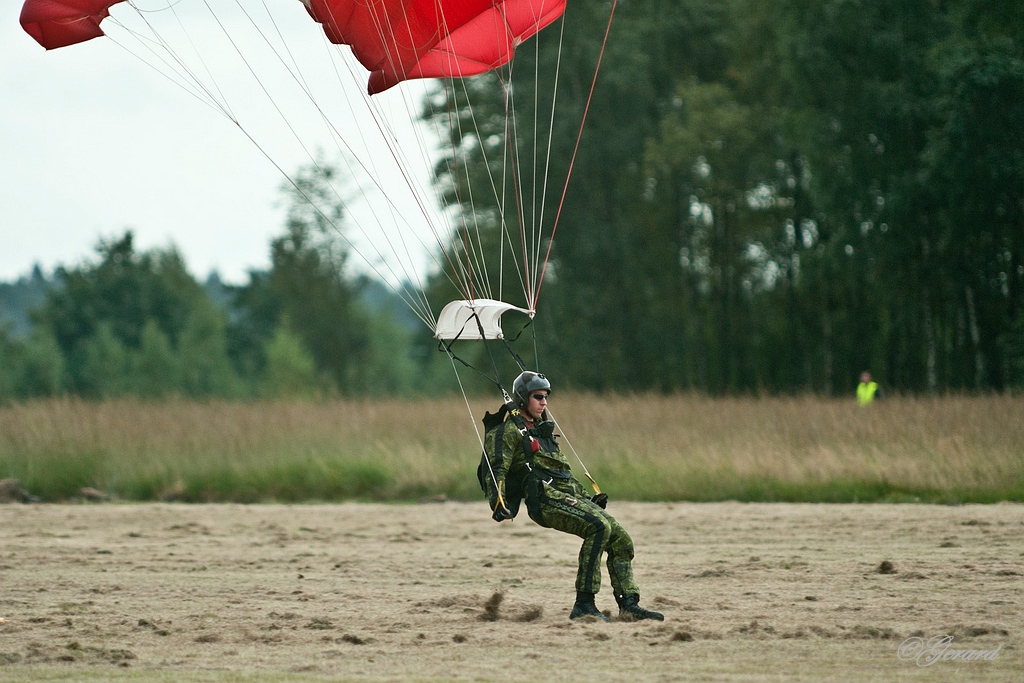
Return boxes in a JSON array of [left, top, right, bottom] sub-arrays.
[[512, 371, 551, 407]]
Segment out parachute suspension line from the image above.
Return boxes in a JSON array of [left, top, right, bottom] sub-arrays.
[[232, 120, 439, 331], [533, 16, 567, 301], [500, 62, 535, 307], [108, 0, 570, 330], [347, 0, 495, 309], [412, 80, 481, 303], [219, 0, 441, 330], [306, 69, 441, 331], [304, 2, 456, 303], [544, 407, 602, 495], [446, 350, 513, 515], [421, 58, 532, 309], [321, 55, 463, 324], [430, 11, 494, 302], [497, 84, 531, 309], [529, 29, 541, 296], [495, 69, 537, 310], [496, 79, 508, 303], [439, 57, 531, 306], [526, 16, 566, 303], [129, 0, 184, 11], [196, 0, 259, 115], [492, 65, 525, 306], [532, 319, 542, 372], [447, 353, 502, 500], [193, 1, 441, 330], [254, 0, 310, 94], [495, 67, 513, 304], [354, 4, 448, 227], [469, 67, 530, 306], [449, 356, 485, 448], [444, 80, 493, 302], [533, 0, 620, 310], [104, 5, 407, 307], [115, 0, 375, 292], [320, 52, 446, 325], [428, 70, 521, 306], [440, 69, 523, 305], [106, 3, 236, 122], [170, 0, 235, 119], [104, 32, 224, 118], [436, 7, 542, 309], [246, 0, 450, 329], [218, 2, 442, 328]]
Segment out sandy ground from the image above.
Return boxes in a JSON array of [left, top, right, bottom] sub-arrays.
[[0, 501, 1021, 682]]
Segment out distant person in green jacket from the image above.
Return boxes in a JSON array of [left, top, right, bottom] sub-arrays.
[[482, 371, 663, 622], [857, 371, 880, 405]]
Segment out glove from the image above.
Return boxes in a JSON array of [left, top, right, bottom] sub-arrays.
[[492, 505, 512, 522], [590, 493, 608, 509]]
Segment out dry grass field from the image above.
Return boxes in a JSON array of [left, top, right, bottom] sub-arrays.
[[0, 500, 1021, 682], [2, 394, 1023, 503]]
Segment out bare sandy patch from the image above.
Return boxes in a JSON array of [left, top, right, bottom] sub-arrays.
[[0, 501, 1020, 681]]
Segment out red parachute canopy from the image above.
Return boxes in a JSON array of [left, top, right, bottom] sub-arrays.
[[19, 0, 567, 94], [302, 0, 566, 93], [20, 0, 119, 49]]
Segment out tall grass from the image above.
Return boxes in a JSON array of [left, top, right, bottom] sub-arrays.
[[1, 394, 1021, 503]]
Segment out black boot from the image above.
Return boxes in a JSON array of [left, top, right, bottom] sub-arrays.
[[569, 591, 610, 622], [616, 593, 664, 621]]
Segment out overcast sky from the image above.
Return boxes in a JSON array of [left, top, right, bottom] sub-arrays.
[[2, 1, 445, 286]]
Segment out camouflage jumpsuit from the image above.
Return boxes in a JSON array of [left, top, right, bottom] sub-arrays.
[[483, 417, 640, 598]]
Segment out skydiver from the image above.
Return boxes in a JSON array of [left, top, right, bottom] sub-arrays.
[[482, 371, 664, 622]]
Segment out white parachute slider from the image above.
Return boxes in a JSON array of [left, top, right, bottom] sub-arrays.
[[434, 299, 534, 341]]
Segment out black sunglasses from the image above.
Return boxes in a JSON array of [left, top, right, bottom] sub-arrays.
[[530, 393, 549, 401]]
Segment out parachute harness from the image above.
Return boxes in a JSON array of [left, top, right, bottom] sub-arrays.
[[443, 307, 601, 516]]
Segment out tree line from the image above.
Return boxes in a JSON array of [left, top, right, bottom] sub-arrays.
[[3, 0, 1022, 400], [0, 163, 444, 402], [427, 0, 1024, 395]]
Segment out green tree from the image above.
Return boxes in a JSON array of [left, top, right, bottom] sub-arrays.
[[0, 320, 64, 401], [78, 323, 129, 399], [0, 326, 18, 400], [644, 79, 786, 392], [742, 0, 1024, 393], [17, 327, 65, 397], [33, 231, 239, 398], [36, 232, 214, 394], [0, 265, 51, 338], [999, 314, 1024, 389], [230, 160, 370, 394], [919, 11, 1024, 390], [263, 323, 319, 398], [178, 303, 241, 398], [131, 319, 180, 398]]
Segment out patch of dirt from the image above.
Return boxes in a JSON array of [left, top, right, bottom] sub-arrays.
[[0, 502, 1020, 681]]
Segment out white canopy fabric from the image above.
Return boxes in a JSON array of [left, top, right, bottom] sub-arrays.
[[434, 299, 534, 340]]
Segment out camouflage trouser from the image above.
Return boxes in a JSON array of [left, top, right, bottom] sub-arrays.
[[526, 477, 639, 597]]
